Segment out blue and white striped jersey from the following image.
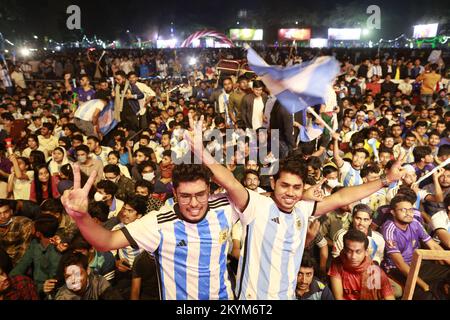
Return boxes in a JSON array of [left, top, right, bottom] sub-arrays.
[[339, 161, 363, 187], [235, 190, 317, 300], [121, 194, 238, 300]]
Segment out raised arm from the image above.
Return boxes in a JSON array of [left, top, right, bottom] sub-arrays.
[[312, 153, 405, 216], [61, 164, 129, 252], [332, 133, 344, 168], [186, 114, 249, 211]]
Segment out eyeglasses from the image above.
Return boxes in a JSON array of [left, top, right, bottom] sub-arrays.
[[178, 191, 209, 205], [395, 208, 415, 214]]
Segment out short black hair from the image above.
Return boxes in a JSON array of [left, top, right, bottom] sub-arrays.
[[352, 203, 373, 218], [343, 229, 369, 250], [322, 165, 338, 176], [390, 194, 414, 210], [124, 195, 148, 216], [438, 145, 450, 158], [300, 252, 317, 270], [40, 198, 63, 214], [87, 136, 100, 144], [172, 164, 212, 190], [103, 164, 121, 176], [34, 214, 59, 238], [75, 144, 90, 154], [60, 252, 89, 272], [135, 179, 154, 193], [273, 159, 308, 183], [96, 179, 118, 196], [88, 201, 109, 223], [413, 146, 432, 163], [352, 148, 369, 158]]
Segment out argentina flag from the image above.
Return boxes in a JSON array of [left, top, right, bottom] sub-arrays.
[[98, 101, 118, 135], [298, 123, 324, 143], [246, 46, 340, 114]]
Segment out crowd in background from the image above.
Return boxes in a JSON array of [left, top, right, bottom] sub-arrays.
[[0, 45, 449, 300]]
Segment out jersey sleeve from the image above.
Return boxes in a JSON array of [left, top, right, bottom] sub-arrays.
[[122, 214, 161, 253], [416, 221, 432, 243], [234, 189, 266, 226], [382, 223, 401, 255], [328, 260, 342, 278], [338, 161, 351, 182], [429, 211, 449, 232], [332, 230, 345, 258]]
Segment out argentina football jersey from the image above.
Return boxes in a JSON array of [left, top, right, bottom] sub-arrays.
[[235, 190, 317, 300], [121, 195, 238, 300]]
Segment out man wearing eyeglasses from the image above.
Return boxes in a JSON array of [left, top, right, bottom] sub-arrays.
[[382, 195, 450, 300]]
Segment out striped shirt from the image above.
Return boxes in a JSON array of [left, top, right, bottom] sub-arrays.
[[122, 195, 238, 300], [339, 161, 363, 187], [332, 228, 385, 264], [111, 223, 143, 267], [74, 99, 105, 122], [235, 190, 317, 300]]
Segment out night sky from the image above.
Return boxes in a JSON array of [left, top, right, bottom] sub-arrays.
[[0, 0, 448, 41]]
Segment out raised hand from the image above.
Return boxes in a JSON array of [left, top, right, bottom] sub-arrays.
[[386, 150, 406, 183], [61, 164, 97, 220], [185, 113, 215, 165], [302, 178, 327, 202]]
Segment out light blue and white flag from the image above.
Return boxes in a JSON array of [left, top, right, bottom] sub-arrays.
[[246, 46, 340, 114], [298, 123, 324, 142], [98, 101, 118, 135]]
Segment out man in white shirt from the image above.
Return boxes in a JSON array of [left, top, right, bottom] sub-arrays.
[[398, 77, 413, 95], [38, 123, 59, 157], [74, 90, 109, 139], [119, 57, 134, 75], [10, 66, 26, 89], [241, 80, 268, 129], [217, 77, 234, 126], [128, 72, 155, 130]]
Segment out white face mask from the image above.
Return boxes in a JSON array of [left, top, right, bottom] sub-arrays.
[[94, 192, 105, 202], [24, 114, 32, 119], [77, 155, 87, 163], [327, 179, 341, 189], [20, 100, 27, 106], [142, 172, 155, 182], [65, 265, 83, 291]]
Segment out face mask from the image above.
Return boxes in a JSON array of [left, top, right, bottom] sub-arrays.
[[65, 265, 82, 291], [24, 114, 32, 120], [77, 155, 87, 163], [20, 100, 27, 106], [142, 172, 155, 182], [0, 218, 13, 227], [326, 150, 334, 157], [327, 179, 341, 189], [94, 192, 106, 202]]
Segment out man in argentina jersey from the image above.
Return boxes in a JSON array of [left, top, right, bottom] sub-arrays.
[[196, 151, 406, 300], [60, 163, 239, 300], [332, 135, 369, 187], [122, 192, 237, 300]]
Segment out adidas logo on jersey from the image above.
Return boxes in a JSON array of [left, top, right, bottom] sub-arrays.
[[271, 217, 280, 224], [176, 240, 187, 247]]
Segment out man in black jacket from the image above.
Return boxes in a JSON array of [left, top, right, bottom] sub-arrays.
[[113, 71, 144, 132], [270, 101, 296, 159]]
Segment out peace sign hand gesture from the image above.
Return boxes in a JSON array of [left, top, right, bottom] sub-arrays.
[[61, 164, 97, 220]]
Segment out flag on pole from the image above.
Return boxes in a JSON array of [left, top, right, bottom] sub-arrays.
[[298, 123, 324, 143], [246, 46, 340, 114], [98, 101, 118, 135]]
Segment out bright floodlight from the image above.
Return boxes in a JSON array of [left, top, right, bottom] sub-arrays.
[[189, 57, 197, 66], [362, 29, 370, 36], [20, 48, 31, 57]]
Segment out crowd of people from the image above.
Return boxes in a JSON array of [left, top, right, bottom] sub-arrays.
[[0, 45, 449, 301]]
